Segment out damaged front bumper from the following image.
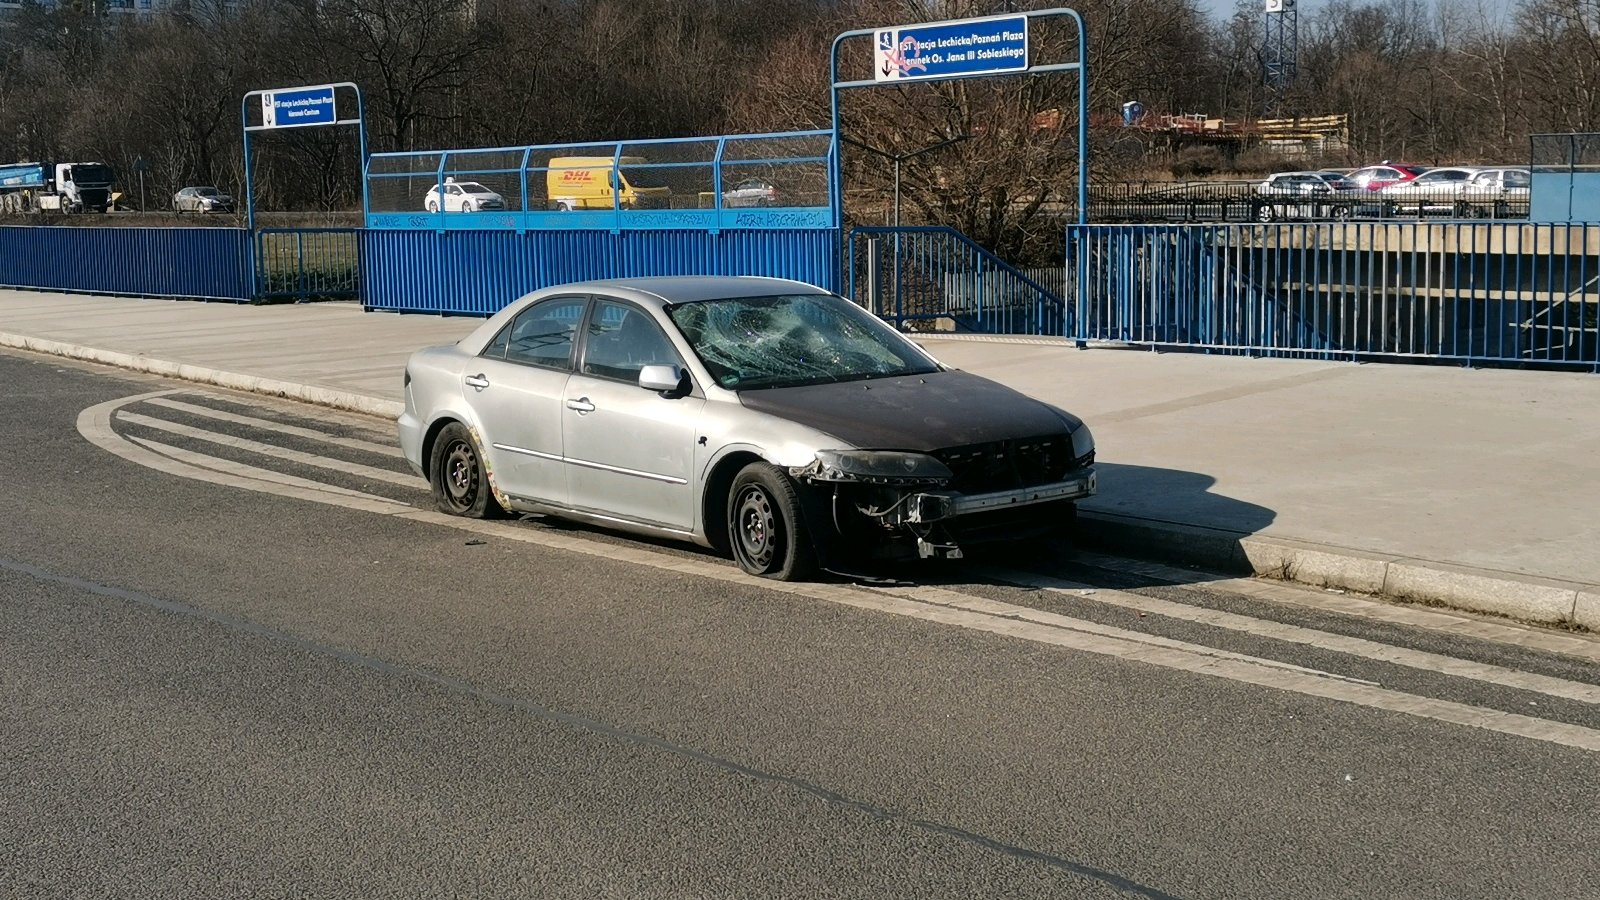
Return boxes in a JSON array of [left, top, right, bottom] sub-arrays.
[[898, 468, 1098, 525]]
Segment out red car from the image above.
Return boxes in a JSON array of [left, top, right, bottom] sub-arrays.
[[1346, 164, 1428, 192]]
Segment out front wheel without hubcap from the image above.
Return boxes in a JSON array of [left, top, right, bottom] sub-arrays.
[[429, 422, 506, 518], [727, 462, 814, 581]]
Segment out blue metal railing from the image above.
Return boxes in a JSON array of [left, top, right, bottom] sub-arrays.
[[364, 130, 834, 232], [847, 226, 1068, 335], [0, 226, 253, 301], [1066, 222, 1600, 369], [254, 228, 360, 301]]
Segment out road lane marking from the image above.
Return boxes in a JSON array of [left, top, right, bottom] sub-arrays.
[[116, 410, 420, 489], [78, 391, 1600, 753], [146, 396, 403, 458], [976, 568, 1600, 705], [870, 582, 1379, 686], [128, 435, 408, 505], [1065, 550, 1600, 665], [81, 391, 407, 515]]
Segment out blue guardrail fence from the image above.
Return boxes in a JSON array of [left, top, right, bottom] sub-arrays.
[[0, 225, 253, 301]]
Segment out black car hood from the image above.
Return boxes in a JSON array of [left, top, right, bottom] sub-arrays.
[[738, 370, 1077, 451]]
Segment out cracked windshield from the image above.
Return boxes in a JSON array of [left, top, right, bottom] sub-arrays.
[[667, 293, 939, 390]]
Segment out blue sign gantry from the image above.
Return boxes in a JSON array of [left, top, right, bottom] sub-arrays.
[[873, 14, 1029, 83]]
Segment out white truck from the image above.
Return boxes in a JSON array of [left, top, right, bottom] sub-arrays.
[[0, 161, 116, 214]]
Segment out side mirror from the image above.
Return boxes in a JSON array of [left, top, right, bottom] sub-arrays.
[[638, 364, 685, 395]]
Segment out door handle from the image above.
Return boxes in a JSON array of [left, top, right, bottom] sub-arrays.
[[565, 397, 595, 413], [465, 373, 489, 390]]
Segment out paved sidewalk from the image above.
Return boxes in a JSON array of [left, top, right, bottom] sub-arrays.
[[4, 288, 1597, 628]]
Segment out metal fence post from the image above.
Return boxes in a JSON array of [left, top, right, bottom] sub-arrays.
[[866, 237, 881, 315]]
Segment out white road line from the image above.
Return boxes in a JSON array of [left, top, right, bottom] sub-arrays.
[[979, 568, 1600, 705], [127, 435, 406, 505], [116, 410, 421, 489], [146, 396, 403, 458], [872, 582, 1379, 686], [78, 391, 1600, 754], [80, 392, 407, 516], [1066, 549, 1600, 665]]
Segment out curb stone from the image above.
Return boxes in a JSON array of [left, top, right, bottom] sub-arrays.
[[1078, 509, 1595, 628], [0, 331, 404, 419]]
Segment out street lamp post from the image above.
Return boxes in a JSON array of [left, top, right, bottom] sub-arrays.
[[839, 133, 969, 325], [841, 134, 970, 227]]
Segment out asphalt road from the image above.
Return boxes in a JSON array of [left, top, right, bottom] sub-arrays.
[[3, 346, 1599, 899]]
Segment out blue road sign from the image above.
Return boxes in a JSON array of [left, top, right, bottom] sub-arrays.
[[262, 86, 337, 129], [873, 14, 1028, 83]]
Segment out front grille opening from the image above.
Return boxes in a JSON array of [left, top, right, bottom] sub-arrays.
[[933, 436, 1083, 494]]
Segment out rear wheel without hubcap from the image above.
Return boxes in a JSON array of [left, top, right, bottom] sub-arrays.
[[728, 463, 813, 581], [429, 422, 505, 518]]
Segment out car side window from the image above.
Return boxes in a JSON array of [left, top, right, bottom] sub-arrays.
[[503, 297, 586, 369], [1507, 170, 1529, 188], [481, 322, 511, 360], [581, 299, 681, 383]]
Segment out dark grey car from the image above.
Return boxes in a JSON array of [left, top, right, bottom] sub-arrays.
[[398, 276, 1096, 580]]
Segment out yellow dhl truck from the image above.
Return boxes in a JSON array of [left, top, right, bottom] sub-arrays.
[[546, 157, 672, 210]]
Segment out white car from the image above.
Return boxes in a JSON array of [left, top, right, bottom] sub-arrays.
[[1464, 167, 1530, 198], [721, 179, 780, 208], [1255, 171, 1366, 221], [424, 180, 506, 213], [1458, 167, 1531, 218], [1379, 167, 1482, 213]]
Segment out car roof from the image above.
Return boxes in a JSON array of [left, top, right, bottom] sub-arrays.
[[531, 275, 831, 309]]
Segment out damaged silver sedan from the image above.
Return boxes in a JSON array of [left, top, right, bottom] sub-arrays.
[[398, 276, 1096, 581]]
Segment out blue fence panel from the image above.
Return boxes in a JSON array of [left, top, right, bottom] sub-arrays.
[[1065, 222, 1600, 369], [845, 227, 1067, 335], [361, 228, 840, 315], [0, 226, 252, 300]]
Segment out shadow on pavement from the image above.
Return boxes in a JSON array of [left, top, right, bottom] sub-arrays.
[[518, 462, 1276, 595], [892, 462, 1279, 592]]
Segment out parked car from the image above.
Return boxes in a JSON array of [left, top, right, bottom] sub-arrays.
[[1379, 166, 1482, 213], [1307, 171, 1360, 191], [424, 179, 507, 213], [1255, 171, 1365, 221], [1458, 167, 1531, 217], [1346, 164, 1428, 192], [721, 178, 780, 208], [173, 186, 234, 213], [398, 276, 1097, 580]]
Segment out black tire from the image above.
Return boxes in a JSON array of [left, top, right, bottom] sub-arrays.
[[426, 200, 439, 213], [1331, 205, 1352, 221], [429, 422, 506, 518], [727, 462, 814, 580], [1255, 203, 1275, 223], [556, 201, 571, 212]]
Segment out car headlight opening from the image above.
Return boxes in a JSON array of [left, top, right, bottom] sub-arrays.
[[800, 450, 953, 486]]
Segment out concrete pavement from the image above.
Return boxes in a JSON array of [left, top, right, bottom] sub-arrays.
[[3, 288, 1596, 627]]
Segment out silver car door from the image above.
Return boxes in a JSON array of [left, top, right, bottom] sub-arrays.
[[465, 295, 586, 505], [562, 298, 704, 532]]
